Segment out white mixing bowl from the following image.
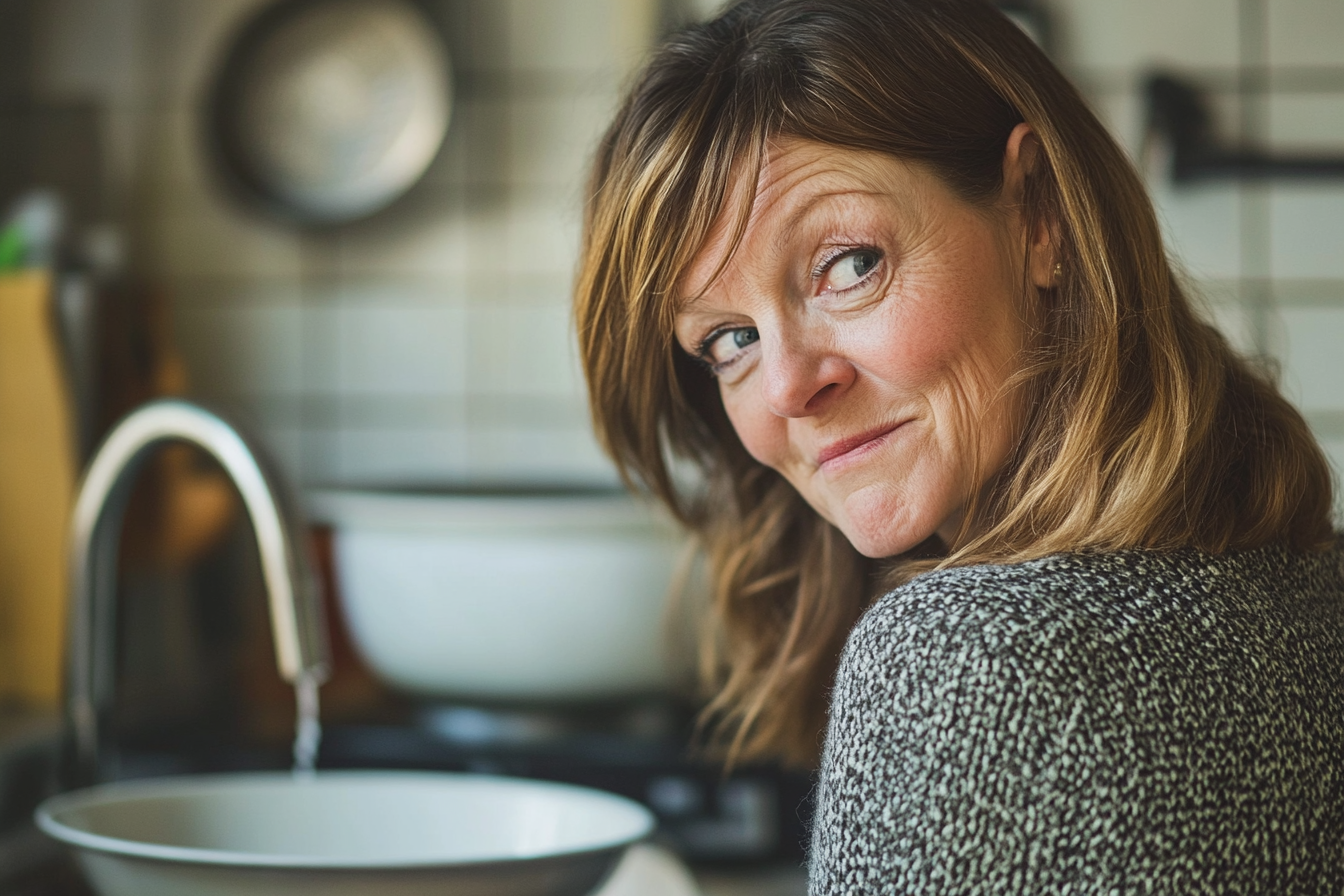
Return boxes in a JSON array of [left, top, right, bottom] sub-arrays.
[[35, 771, 654, 896], [306, 489, 690, 701]]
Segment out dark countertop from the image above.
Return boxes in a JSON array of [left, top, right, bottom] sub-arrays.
[[0, 708, 64, 896], [697, 864, 809, 896], [0, 838, 92, 896]]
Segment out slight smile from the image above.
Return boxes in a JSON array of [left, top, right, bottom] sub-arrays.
[[817, 422, 906, 473]]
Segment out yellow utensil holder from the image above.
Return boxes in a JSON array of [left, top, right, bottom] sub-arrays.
[[0, 270, 76, 707]]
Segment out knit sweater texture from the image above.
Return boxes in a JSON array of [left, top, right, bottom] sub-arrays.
[[809, 543, 1344, 894]]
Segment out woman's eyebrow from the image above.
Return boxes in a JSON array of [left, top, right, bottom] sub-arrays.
[[773, 188, 886, 252], [674, 291, 709, 315], [672, 285, 727, 324]]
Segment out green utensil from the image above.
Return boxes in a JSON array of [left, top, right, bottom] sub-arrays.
[[0, 224, 25, 271]]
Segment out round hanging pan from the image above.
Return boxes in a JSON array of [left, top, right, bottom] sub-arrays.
[[208, 0, 452, 225]]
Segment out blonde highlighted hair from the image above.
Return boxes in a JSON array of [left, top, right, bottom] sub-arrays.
[[575, 0, 1336, 766]]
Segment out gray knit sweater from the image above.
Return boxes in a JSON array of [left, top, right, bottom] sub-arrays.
[[810, 543, 1344, 894]]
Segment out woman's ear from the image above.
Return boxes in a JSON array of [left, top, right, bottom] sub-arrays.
[[1001, 123, 1058, 289]]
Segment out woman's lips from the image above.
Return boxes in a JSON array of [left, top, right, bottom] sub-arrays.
[[817, 422, 904, 471]]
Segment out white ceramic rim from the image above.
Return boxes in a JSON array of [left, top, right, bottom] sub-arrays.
[[304, 488, 677, 535], [35, 771, 655, 870]]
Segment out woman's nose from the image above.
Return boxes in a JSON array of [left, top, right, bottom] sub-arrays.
[[759, 332, 853, 418]]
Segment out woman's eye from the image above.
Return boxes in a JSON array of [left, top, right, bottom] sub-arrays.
[[819, 248, 881, 294], [700, 326, 760, 370]]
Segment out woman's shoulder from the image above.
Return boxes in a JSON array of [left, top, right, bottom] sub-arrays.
[[818, 545, 1344, 893], [843, 540, 1344, 679]]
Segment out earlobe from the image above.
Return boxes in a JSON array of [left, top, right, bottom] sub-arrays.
[[1027, 223, 1059, 289]]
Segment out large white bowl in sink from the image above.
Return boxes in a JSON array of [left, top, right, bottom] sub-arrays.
[[306, 488, 691, 701], [36, 771, 654, 896]]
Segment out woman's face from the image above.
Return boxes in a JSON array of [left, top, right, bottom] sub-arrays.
[[675, 134, 1044, 559]]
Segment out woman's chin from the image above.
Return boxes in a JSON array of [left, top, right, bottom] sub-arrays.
[[830, 486, 944, 559], [836, 516, 935, 560]]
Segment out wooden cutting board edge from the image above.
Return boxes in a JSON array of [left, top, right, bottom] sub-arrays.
[[0, 270, 77, 708]]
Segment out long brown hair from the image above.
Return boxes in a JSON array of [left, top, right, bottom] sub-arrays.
[[574, 0, 1336, 767]]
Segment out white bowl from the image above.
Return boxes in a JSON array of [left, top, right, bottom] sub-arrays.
[[306, 489, 689, 701], [36, 771, 654, 896]]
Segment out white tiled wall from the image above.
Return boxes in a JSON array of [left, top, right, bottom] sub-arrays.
[[1056, 0, 1344, 519], [1060, 0, 1241, 74], [33, 0, 654, 489], [28, 0, 1344, 517], [1270, 188, 1344, 280], [1267, 0, 1344, 67], [1280, 307, 1344, 412]]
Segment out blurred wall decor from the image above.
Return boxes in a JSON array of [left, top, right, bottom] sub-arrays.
[[207, 0, 454, 224], [26, 0, 660, 492]]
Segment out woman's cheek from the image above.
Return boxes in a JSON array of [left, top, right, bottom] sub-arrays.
[[722, 387, 786, 469]]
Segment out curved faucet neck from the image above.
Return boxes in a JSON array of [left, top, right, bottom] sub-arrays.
[[66, 399, 329, 783]]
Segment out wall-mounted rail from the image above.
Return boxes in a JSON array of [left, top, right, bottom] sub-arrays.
[[1145, 73, 1344, 183]]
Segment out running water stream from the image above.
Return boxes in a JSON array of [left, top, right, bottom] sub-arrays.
[[292, 670, 323, 778]]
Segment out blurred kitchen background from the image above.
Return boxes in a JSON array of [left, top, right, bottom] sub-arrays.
[[0, 0, 1341, 893], [2, 0, 1340, 494]]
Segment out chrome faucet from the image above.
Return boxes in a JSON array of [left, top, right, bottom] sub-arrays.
[[65, 398, 330, 783]]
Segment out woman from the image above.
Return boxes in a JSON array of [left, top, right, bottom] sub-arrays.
[[575, 0, 1344, 890]]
